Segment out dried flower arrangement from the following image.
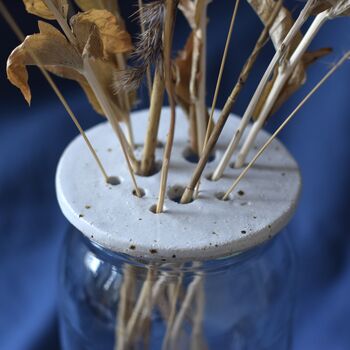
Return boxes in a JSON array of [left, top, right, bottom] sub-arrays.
[[1, 0, 350, 349], [2, 0, 349, 207]]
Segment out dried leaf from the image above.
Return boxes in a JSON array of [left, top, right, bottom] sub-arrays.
[[311, 3, 332, 15], [311, 0, 350, 16], [179, 0, 196, 29], [47, 65, 104, 114], [176, 0, 208, 107], [6, 19, 128, 120], [247, 0, 302, 53], [328, 0, 350, 16], [174, 32, 194, 112], [23, 0, 68, 20], [74, 0, 118, 14], [6, 21, 82, 104], [70, 10, 133, 59]]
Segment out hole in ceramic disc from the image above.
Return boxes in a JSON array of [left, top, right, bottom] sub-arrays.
[[205, 173, 218, 182], [136, 160, 162, 177], [167, 185, 193, 204], [149, 204, 166, 214], [156, 140, 164, 148], [215, 192, 231, 201], [132, 188, 146, 198], [107, 176, 121, 186], [230, 161, 245, 169], [182, 146, 215, 164]]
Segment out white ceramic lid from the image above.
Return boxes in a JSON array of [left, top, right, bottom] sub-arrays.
[[56, 107, 301, 262]]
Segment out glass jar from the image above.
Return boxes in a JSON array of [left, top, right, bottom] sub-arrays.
[[58, 226, 295, 350]]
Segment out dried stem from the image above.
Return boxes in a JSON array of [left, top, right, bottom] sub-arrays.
[[0, 1, 109, 182], [115, 265, 136, 350], [138, 273, 169, 325], [156, 0, 178, 214], [161, 273, 183, 350], [180, 0, 282, 204], [170, 274, 203, 349], [125, 267, 155, 344], [43, 0, 76, 45], [116, 53, 135, 148], [83, 58, 142, 196], [205, 0, 241, 149], [192, 0, 209, 153], [212, 0, 317, 180], [234, 9, 330, 168], [140, 68, 165, 175], [189, 105, 199, 154], [190, 280, 207, 350], [194, 0, 241, 194], [138, 0, 154, 100], [223, 51, 350, 200]]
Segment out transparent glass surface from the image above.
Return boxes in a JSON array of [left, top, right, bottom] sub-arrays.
[[58, 227, 295, 350]]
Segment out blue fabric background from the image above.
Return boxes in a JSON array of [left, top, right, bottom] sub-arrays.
[[1, 1, 349, 349]]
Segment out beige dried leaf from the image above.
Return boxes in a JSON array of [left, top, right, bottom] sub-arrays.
[[179, 0, 196, 29], [247, 0, 302, 53], [70, 10, 132, 59], [47, 65, 104, 114], [329, 0, 350, 16], [23, 0, 68, 20], [6, 21, 82, 104], [312, 0, 350, 16], [174, 32, 194, 113], [7, 8, 133, 119], [74, 0, 118, 14]]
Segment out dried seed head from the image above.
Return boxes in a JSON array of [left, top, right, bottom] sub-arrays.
[[113, 0, 165, 93], [113, 67, 146, 93]]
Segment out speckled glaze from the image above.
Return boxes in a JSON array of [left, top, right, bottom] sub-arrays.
[[55, 107, 301, 262]]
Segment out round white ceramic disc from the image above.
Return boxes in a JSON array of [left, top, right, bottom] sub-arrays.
[[56, 107, 301, 262]]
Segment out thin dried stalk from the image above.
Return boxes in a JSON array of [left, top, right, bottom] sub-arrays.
[[234, 9, 330, 168], [212, 0, 318, 180], [180, 0, 282, 204], [156, 0, 178, 214], [192, 0, 209, 153], [190, 280, 207, 350], [0, 1, 109, 182], [43, 0, 77, 45], [115, 265, 136, 350], [83, 58, 142, 196], [170, 274, 203, 349], [223, 51, 350, 200], [205, 0, 241, 149], [189, 104, 199, 154], [115, 53, 135, 148], [138, 0, 154, 99], [138, 273, 169, 324], [140, 68, 165, 175], [124, 267, 155, 345], [194, 0, 240, 194], [161, 273, 183, 350]]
